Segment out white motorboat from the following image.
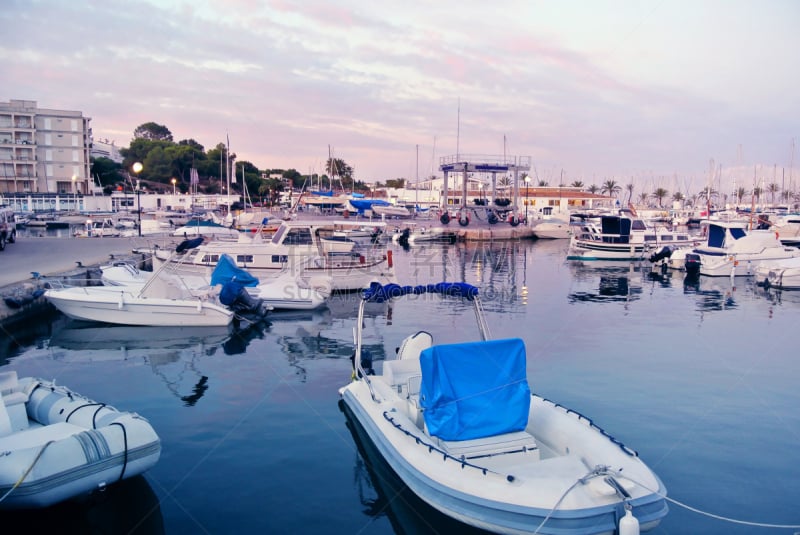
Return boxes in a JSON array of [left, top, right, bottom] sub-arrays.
[[676, 220, 800, 277], [0, 370, 160, 509], [371, 203, 412, 219], [390, 224, 458, 246], [339, 282, 668, 534], [568, 211, 696, 261], [46, 242, 269, 327], [531, 216, 572, 239], [153, 219, 396, 291], [44, 284, 236, 327], [754, 256, 800, 289], [103, 253, 331, 311]]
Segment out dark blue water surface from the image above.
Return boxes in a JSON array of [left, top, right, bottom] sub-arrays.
[[2, 238, 799, 534]]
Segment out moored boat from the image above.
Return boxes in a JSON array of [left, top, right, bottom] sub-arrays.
[[339, 282, 668, 534], [0, 370, 160, 509]]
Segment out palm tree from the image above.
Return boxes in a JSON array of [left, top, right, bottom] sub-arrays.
[[626, 183, 635, 204], [587, 184, 600, 194], [637, 192, 649, 205], [767, 182, 780, 207], [735, 187, 748, 207], [651, 187, 669, 208], [570, 181, 584, 188], [601, 180, 621, 198], [672, 191, 685, 206], [697, 186, 718, 209], [752, 186, 762, 207], [537, 180, 549, 187]]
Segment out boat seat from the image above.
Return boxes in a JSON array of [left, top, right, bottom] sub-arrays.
[[382, 358, 422, 396], [0, 371, 30, 437], [396, 331, 432, 361], [435, 431, 540, 461]]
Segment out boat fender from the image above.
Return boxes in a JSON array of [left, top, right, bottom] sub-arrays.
[[509, 215, 520, 227], [618, 506, 640, 535], [118, 293, 124, 310], [440, 212, 451, 225], [387, 250, 393, 268], [197, 300, 202, 312]]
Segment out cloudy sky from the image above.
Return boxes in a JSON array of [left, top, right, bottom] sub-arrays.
[[3, 0, 799, 194]]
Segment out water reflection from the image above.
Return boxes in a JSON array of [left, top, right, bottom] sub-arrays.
[[683, 275, 738, 312], [268, 306, 388, 382], [41, 320, 233, 407], [4, 475, 164, 534], [339, 401, 489, 535], [567, 261, 644, 304]]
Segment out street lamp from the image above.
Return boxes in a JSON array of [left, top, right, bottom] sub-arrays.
[[524, 175, 531, 221], [171, 177, 176, 195], [132, 162, 143, 236], [71, 175, 77, 211]]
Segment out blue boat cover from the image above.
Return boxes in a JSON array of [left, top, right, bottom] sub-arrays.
[[362, 282, 478, 303], [420, 338, 531, 441], [348, 199, 391, 215], [210, 254, 259, 287]]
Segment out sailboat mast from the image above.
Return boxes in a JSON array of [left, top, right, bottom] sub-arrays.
[[226, 133, 231, 211]]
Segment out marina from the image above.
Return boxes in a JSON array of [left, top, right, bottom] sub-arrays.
[[1, 234, 799, 533]]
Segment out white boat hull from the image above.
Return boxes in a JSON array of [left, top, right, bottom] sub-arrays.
[[567, 240, 648, 260], [0, 373, 160, 509], [341, 381, 667, 534], [754, 257, 800, 289], [45, 286, 233, 327]]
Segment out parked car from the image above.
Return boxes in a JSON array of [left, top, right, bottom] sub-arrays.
[[0, 206, 18, 250]]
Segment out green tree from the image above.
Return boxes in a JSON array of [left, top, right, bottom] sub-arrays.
[[625, 182, 634, 204], [601, 179, 621, 198], [133, 122, 173, 141], [570, 181, 584, 188], [672, 191, 685, 206], [587, 184, 600, 194], [651, 187, 669, 208], [90, 157, 123, 187], [142, 146, 173, 183], [735, 187, 748, 206], [767, 182, 780, 207]]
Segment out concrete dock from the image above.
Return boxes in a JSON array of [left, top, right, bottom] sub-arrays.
[[0, 235, 175, 326]]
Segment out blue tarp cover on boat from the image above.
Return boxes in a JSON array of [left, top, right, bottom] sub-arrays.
[[210, 254, 259, 287], [348, 199, 391, 214], [419, 338, 531, 441]]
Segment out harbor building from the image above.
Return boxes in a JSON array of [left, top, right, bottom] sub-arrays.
[[0, 99, 92, 196]]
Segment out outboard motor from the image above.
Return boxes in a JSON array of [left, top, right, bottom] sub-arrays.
[[398, 227, 411, 248], [350, 348, 375, 378], [219, 281, 267, 319], [685, 253, 701, 276], [648, 246, 673, 263]]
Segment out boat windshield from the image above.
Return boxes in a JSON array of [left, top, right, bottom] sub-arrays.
[[271, 224, 287, 245]]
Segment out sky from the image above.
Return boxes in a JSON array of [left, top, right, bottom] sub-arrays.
[[2, 0, 799, 196]]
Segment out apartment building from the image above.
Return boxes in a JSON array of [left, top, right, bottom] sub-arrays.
[[0, 99, 92, 195]]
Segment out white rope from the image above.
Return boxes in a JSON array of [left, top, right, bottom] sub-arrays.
[[532, 467, 800, 533], [617, 473, 800, 530]]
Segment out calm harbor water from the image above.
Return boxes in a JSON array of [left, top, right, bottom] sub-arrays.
[[2, 238, 799, 534]]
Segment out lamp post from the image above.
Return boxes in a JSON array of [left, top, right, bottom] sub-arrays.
[[71, 175, 77, 211], [171, 177, 176, 195], [524, 175, 531, 221], [132, 162, 143, 236]]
